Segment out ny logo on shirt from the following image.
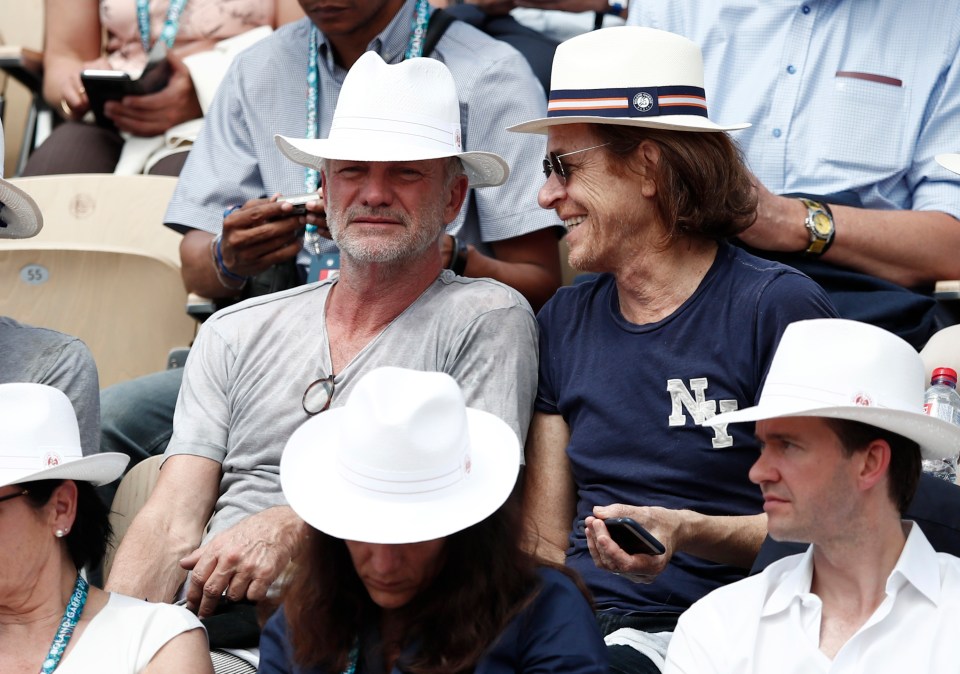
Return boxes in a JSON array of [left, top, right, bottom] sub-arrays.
[[666, 377, 738, 448]]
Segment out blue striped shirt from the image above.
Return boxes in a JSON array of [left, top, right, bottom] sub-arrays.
[[165, 0, 555, 259], [628, 0, 960, 217]]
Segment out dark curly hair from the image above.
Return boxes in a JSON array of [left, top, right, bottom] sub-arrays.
[[23, 479, 113, 572], [592, 124, 758, 242], [282, 493, 590, 674]]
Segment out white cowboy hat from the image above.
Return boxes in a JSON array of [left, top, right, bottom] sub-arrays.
[[0, 384, 128, 488], [509, 26, 749, 135], [275, 52, 509, 188], [281, 367, 520, 544], [937, 153, 960, 176], [0, 119, 42, 239], [706, 319, 960, 461]]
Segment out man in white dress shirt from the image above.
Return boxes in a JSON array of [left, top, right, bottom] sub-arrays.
[[665, 318, 960, 673]]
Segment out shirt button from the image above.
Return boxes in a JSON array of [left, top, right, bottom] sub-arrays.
[[787, 65, 796, 75], [773, 128, 782, 138], [802, 5, 811, 14]]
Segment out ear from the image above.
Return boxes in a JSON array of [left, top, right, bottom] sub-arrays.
[[442, 173, 470, 225], [48, 480, 79, 535], [857, 439, 892, 493], [633, 140, 661, 199]]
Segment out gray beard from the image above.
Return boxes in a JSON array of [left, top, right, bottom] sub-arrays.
[[327, 202, 446, 265]]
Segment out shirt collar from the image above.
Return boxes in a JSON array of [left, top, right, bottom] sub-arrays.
[[760, 521, 942, 618], [761, 543, 815, 618], [317, 0, 417, 73], [886, 520, 941, 606]]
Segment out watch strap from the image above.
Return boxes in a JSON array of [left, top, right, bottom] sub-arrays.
[[799, 198, 835, 257]]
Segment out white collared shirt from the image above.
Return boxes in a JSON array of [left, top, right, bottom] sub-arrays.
[[665, 523, 960, 673]]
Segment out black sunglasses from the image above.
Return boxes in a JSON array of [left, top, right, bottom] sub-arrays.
[[542, 142, 612, 184], [0, 488, 29, 505], [302, 373, 336, 416]]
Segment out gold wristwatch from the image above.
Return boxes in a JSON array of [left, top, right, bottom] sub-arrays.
[[800, 198, 835, 256]]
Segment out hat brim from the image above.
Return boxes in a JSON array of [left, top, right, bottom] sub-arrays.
[[937, 153, 960, 176], [0, 179, 43, 239], [508, 114, 751, 135], [708, 401, 960, 461], [275, 135, 509, 189], [281, 407, 520, 544], [0, 452, 130, 488]]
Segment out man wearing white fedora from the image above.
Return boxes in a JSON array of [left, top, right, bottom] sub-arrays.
[[98, 0, 563, 502], [0, 120, 101, 457], [107, 53, 538, 655], [664, 318, 960, 673], [513, 26, 836, 672]]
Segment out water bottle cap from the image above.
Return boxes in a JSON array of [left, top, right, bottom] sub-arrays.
[[931, 367, 958, 386]]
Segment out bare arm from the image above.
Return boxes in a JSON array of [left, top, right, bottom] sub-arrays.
[[141, 628, 214, 674], [105, 455, 220, 602], [42, 0, 103, 115], [522, 412, 576, 564], [586, 505, 767, 583], [441, 229, 563, 312], [740, 181, 960, 287]]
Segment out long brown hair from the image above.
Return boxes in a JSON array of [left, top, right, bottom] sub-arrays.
[[283, 494, 587, 673], [593, 124, 758, 242]]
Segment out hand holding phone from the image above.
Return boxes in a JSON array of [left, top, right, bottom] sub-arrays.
[[81, 57, 172, 128], [603, 517, 666, 556], [278, 192, 323, 217]]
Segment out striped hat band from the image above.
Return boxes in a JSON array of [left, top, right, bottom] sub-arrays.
[[548, 85, 707, 120]]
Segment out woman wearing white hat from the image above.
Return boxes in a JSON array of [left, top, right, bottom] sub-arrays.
[[258, 367, 608, 674], [513, 26, 838, 672], [0, 383, 213, 673]]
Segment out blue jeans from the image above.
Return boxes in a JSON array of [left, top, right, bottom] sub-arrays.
[[97, 367, 183, 506]]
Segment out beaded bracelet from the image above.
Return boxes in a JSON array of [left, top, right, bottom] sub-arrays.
[[210, 234, 249, 291]]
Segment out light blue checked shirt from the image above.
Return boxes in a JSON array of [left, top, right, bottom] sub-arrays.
[[164, 0, 555, 259], [628, 0, 960, 217]]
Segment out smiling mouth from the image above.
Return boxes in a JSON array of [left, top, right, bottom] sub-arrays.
[[563, 215, 586, 231]]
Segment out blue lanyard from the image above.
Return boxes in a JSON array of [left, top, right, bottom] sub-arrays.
[[136, 0, 190, 54], [39, 575, 89, 674], [303, 0, 431, 255]]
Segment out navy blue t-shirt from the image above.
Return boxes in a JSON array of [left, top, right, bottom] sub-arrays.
[[257, 568, 608, 673], [536, 243, 837, 615]]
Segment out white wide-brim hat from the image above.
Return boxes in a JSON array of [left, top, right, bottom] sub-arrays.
[[707, 319, 960, 461], [0, 119, 43, 239], [282, 367, 520, 544], [0, 383, 128, 488], [275, 52, 509, 188], [937, 153, 960, 176], [509, 26, 749, 135]]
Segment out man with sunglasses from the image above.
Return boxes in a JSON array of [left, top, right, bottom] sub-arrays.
[[512, 28, 836, 672], [106, 54, 537, 658]]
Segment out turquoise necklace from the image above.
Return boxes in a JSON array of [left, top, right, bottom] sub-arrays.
[[302, 0, 432, 255], [136, 0, 190, 55], [39, 575, 89, 674]]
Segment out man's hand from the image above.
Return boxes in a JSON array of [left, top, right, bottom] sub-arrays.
[[736, 177, 809, 253], [179, 506, 307, 618], [585, 504, 682, 584], [104, 52, 203, 136], [220, 192, 326, 278]]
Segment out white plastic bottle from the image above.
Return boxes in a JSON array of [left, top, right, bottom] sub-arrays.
[[921, 367, 960, 483]]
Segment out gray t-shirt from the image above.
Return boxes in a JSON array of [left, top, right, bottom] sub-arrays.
[[0, 316, 101, 455], [167, 271, 537, 539]]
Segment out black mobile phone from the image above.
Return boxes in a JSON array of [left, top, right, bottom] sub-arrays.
[[603, 517, 666, 556], [81, 57, 172, 128]]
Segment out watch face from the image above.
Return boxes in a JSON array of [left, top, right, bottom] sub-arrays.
[[811, 211, 832, 237]]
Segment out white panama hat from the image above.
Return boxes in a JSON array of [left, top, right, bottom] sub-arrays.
[[0, 384, 129, 488], [707, 319, 960, 461], [281, 367, 520, 544], [275, 52, 509, 189], [0, 119, 42, 239], [937, 153, 960, 176], [509, 26, 749, 135]]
